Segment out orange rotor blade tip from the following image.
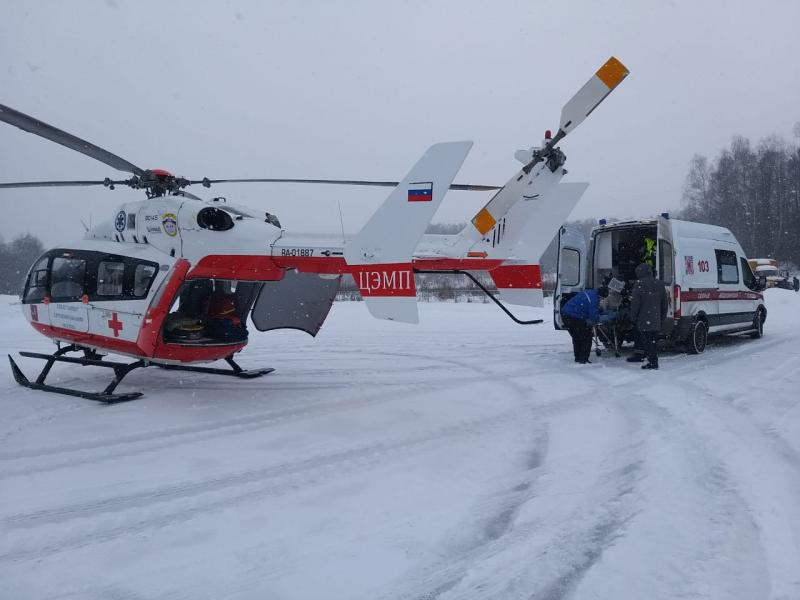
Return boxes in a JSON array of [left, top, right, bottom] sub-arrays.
[[596, 56, 629, 89]]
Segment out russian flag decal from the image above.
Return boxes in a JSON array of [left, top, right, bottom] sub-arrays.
[[407, 181, 433, 202]]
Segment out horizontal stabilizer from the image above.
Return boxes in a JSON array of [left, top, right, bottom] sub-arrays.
[[508, 182, 589, 261], [489, 264, 544, 307]]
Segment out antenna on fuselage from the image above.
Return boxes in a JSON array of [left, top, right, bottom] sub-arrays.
[[337, 199, 346, 246]]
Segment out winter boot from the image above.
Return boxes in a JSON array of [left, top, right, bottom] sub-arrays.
[[641, 361, 659, 370]]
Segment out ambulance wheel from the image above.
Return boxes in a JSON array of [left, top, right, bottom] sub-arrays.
[[686, 319, 707, 354], [749, 308, 765, 339]]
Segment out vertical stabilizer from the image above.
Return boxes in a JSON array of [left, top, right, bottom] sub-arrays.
[[345, 141, 472, 322]]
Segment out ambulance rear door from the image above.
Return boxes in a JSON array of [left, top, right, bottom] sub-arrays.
[[657, 215, 675, 335], [554, 226, 587, 330]]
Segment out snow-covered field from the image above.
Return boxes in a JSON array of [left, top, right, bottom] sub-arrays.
[[1, 291, 799, 600]]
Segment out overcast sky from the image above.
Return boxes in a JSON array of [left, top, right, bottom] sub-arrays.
[[2, 0, 800, 247]]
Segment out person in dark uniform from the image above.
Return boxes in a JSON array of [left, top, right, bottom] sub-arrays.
[[628, 263, 668, 369], [206, 293, 248, 342], [561, 287, 609, 364]]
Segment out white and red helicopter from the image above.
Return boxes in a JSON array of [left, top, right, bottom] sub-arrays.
[[1, 57, 628, 403]]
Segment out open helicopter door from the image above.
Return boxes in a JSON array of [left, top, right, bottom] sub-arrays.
[[345, 141, 473, 323], [250, 270, 341, 336], [553, 226, 587, 330]]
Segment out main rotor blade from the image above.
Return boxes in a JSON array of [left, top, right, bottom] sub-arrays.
[[191, 178, 501, 192], [0, 180, 123, 189], [0, 104, 145, 176]]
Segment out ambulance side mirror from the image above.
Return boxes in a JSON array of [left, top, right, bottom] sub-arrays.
[[757, 275, 767, 291]]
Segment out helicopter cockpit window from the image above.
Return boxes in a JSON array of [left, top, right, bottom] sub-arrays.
[[134, 264, 158, 297], [197, 207, 234, 231], [50, 256, 86, 302], [23, 256, 50, 303], [97, 261, 125, 296]]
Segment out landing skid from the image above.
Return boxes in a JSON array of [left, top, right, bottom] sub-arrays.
[[8, 345, 273, 404], [157, 356, 274, 379]]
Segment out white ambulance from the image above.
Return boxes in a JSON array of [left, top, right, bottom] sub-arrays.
[[554, 214, 767, 353]]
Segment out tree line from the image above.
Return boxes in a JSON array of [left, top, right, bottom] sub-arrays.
[[679, 128, 800, 266], [0, 234, 45, 296]]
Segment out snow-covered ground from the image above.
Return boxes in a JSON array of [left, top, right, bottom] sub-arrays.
[[1, 291, 799, 600]]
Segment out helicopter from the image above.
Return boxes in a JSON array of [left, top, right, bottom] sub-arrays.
[[0, 57, 628, 403]]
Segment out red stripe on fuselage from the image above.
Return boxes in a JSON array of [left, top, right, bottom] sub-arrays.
[[275, 256, 510, 275], [488, 264, 542, 289], [188, 255, 284, 281], [28, 321, 246, 364], [29, 321, 146, 358], [681, 290, 763, 302], [412, 258, 506, 271], [349, 263, 416, 297], [31, 323, 247, 363], [274, 254, 542, 299]]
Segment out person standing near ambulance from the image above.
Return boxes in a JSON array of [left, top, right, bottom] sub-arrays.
[[628, 263, 668, 370], [561, 287, 609, 364]]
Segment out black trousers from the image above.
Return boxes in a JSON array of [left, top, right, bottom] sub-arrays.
[[640, 330, 659, 365], [562, 315, 593, 362]]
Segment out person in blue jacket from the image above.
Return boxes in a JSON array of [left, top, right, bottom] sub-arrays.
[[561, 287, 609, 363]]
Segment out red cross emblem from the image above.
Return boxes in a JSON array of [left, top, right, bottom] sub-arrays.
[[107, 312, 123, 337]]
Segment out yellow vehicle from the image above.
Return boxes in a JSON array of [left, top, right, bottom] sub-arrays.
[[748, 259, 799, 292]]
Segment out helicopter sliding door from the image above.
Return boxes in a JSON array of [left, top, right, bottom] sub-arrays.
[[250, 269, 341, 336]]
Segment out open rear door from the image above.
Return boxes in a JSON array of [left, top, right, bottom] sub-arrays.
[[553, 226, 587, 330], [656, 215, 675, 336]]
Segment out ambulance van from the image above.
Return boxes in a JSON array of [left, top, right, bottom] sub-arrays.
[[554, 215, 767, 354]]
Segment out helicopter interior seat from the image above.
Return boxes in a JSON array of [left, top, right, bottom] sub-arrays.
[[50, 280, 84, 299], [178, 279, 214, 319], [162, 280, 211, 343], [163, 279, 248, 344]]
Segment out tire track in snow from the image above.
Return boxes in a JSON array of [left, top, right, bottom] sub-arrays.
[[0, 408, 522, 564], [510, 394, 757, 600], [359, 349, 534, 399], [0, 338, 540, 476], [554, 366, 774, 598], [440, 454, 644, 600], [0, 372, 499, 479], [467, 425, 647, 600], [591, 395, 766, 600], [394, 369, 771, 600], [643, 378, 800, 599], [0, 361, 592, 566], [365, 394, 647, 600], [395, 430, 552, 600]]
